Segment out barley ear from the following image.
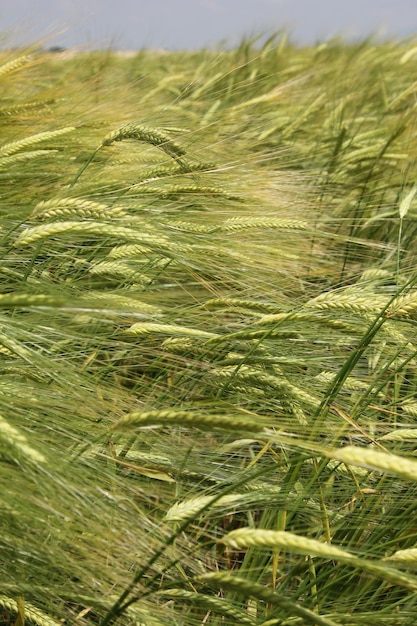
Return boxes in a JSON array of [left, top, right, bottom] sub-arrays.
[[0, 413, 46, 464], [221, 528, 355, 561], [0, 597, 60, 626], [399, 184, 417, 219], [0, 55, 33, 77], [112, 409, 267, 432], [384, 548, 417, 563], [198, 573, 340, 626], [220, 527, 417, 591], [0, 128, 75, 158], [328, 446, 417, 482], [100, 122, 189, 168]]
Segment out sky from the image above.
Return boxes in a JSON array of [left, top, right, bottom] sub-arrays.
[[1, 0, 417, 50]]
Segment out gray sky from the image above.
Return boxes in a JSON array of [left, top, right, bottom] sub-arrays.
[[1, 0, 417, 50]]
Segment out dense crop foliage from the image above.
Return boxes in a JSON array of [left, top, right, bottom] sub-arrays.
[[2, 35, 417, 625]]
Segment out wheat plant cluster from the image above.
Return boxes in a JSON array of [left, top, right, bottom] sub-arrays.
[[2, 33, 417, 626]]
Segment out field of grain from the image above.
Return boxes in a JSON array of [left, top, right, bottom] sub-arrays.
[[2, 36, 417, 625]]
